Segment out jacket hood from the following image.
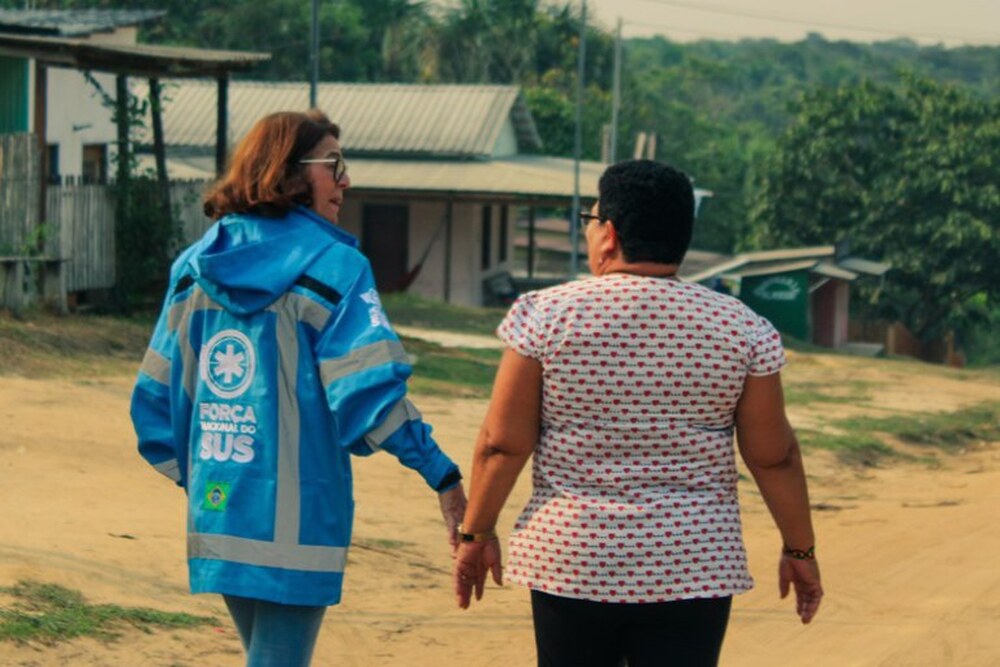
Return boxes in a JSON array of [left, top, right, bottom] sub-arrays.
[[188, 207, 357, 314]]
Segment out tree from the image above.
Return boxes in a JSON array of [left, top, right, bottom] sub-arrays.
[[748, 75, 1000, 341]]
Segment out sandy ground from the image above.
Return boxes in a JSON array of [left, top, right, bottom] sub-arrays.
[[1, 354, 999, 666]]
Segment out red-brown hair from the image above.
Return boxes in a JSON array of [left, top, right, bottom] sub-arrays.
[[203, 110, 340, 219]]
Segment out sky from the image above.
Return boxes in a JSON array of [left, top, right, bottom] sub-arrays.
[[583, 0, 1000, 47]]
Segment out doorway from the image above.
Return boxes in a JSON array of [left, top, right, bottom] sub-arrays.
[[362, 204, 409, 292]]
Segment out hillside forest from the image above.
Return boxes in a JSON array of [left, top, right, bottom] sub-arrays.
[[6, 0, 999, 362]]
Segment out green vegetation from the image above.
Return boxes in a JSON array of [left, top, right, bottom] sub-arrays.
[[784, 381, 872, 407], [837, 403, 1000, 454], [353, 537, 413, 551], [0, 312, 151, 377], [401, 336, 500, 399], [799, 402, 1000, 466], [0, 581, 213, 645], [383, 293, 506, 336], [750, 75, 1000, 343], [798, 430, 899, 468]]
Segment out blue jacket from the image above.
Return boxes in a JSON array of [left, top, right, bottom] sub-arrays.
[[130, 207, 460, 606]]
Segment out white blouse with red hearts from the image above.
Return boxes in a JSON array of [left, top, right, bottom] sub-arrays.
[[497, 273, 786, 603]]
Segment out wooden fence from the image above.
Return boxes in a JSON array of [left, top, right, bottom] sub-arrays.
[[41, 179, 212, 293], [0, 133, 40, 255], [45, 181, 116, 291], [0, 133, 212, 303]]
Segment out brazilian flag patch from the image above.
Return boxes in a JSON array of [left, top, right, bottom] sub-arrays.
[[203, 482, 231, 512]]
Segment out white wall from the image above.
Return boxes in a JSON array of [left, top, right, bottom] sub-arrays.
[[41, 24, 138, 181], [407, 201, 448, 301], [447, 203, 480, 306], [46, 67, 118, 180], [491, 119, 519, 157]]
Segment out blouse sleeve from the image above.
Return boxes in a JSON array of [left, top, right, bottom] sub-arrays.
[[496, 292, 545, 362], [747, 313, 787, 377]]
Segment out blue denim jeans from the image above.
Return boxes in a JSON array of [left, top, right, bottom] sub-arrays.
[[223, 595, 327, 667]]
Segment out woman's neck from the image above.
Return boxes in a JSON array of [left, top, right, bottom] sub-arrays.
[[600, 259, 680, 278]]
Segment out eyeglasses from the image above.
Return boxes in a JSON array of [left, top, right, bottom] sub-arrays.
[[578, 211, 605, 230], [300, 157, 348, 182]]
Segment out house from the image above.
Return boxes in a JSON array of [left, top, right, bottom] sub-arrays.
[[684, 246, 890, 349], [0, 10, 268, 311], [0, 9, 168, 182], [133, 79, 611, 307]]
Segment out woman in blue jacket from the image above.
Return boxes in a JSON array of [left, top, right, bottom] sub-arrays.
[[131, 110, 466, 666]]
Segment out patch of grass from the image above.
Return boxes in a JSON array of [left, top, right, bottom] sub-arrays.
[[402, 336, 500, 399], [353, 537, 413, 551], [784, 380, 872, 406], [798, 402, 1000, 467], [0, 311, 152, 377], [0, 581, 214, 645], [835, 403, 1000, 453], [798, 430, 899, 467], [382, 293, 506, 336]]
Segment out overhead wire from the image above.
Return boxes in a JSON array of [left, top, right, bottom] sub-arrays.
[[626, 0, 997, 44]]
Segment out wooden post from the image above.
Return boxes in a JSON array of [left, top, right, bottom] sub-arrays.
[[216, 75, 229, 177], [33, 62, 47, 250], [527, 206, 536, 279], [149, 77, 172, 220], [444, 199, 453, 303], [115, 75, 130, 186]]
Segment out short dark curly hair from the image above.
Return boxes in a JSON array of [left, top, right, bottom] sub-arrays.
[[598, 160, 695, 265]]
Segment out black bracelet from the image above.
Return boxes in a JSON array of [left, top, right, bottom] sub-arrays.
[[782, 545, 815, 560]]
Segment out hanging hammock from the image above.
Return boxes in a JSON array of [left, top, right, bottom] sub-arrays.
[[396, 212, 448, 291]]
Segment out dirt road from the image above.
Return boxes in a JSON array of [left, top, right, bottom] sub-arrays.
[[0, 360, 998, 666]]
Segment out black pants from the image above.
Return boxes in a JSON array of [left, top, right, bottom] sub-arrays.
[[530, 590, 732, 667]]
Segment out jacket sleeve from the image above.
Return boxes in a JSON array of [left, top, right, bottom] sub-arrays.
[[315, 265, 461, 492], [130, 281, 184, 488]]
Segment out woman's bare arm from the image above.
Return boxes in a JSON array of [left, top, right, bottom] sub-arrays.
[[455, 348, 542, 608], [736, 372, 823, 623]]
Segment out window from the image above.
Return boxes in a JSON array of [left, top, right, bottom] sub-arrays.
[[481, 205, 492, 270], [498, 205, 509, 263], [82, 144, 108, 184]]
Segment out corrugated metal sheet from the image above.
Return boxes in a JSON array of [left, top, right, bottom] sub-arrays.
[[813, 261, 859, 281], [838, 257, 891, 276], [0, 33, 269, 77], [140, 153, 605, 201], [349, 155, 602, 199], [142, 79, 543, 158], [0, 9, 164, 37]]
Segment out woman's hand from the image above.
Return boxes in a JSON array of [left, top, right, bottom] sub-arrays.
[[438, 484, 468, 554], [779, 554, 823, 624], [454, 540, 502, 609]]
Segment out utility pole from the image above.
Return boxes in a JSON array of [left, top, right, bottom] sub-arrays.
[[310, 0, 319, 107], [610, 16, 623, 164], [569, 0, 587, 279]]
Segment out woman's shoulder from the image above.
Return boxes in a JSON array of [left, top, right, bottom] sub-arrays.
[[511, 277, 605, 313]]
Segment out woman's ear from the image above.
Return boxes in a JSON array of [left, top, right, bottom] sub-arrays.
[[599, 220, 619, 258]]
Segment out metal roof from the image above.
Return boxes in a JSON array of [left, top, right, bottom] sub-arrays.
[[139, 153, 605, 203], [687, 246, 892, 283], [138, 79, 543, 158], [0, 9, 165, 37], [0, 33, 269, 78], [838, 256, 891, 276], [736, 259, 822, 278], [813, 261, 859, 281]]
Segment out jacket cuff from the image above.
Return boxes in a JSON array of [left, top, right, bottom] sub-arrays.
[[420, 453, 461, 492]]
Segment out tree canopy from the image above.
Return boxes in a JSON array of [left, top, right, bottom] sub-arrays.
[[749, 76, 1000, 340]]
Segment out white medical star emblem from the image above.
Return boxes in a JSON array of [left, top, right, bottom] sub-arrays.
[[212, 344, 246, 385]]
